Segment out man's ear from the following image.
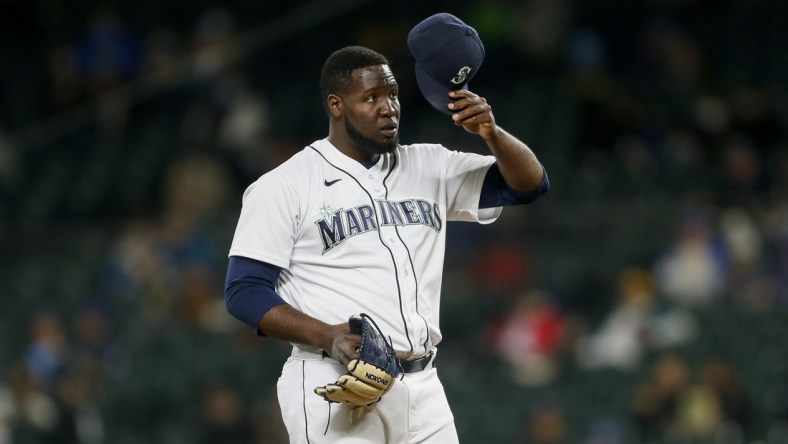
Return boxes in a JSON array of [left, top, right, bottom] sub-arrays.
[[327, 94, 343, 118]]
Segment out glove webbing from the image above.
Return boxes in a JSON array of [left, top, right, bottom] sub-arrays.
[[356, 313, 403, 377]]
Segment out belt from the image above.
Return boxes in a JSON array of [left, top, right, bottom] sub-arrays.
[[398, 350, 436, 373], [310, 348, 436, 374]]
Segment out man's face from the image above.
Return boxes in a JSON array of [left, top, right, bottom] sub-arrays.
[[342, 65, 400, 156]]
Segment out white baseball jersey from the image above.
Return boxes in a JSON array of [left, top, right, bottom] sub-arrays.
[[229, 138, 501, 355]]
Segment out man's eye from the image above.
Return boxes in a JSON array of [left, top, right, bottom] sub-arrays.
[[366, 95, 376, 102]]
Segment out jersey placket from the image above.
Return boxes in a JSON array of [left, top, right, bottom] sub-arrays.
[[367, 166, 424, 354]]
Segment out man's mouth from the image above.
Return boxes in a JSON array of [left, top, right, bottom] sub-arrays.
[[380, 123, 398, 137]]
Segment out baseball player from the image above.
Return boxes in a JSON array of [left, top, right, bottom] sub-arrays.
[[225, 16, 549, 444]]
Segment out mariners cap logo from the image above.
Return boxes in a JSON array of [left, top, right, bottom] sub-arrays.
[[450, 66, 472, 85]]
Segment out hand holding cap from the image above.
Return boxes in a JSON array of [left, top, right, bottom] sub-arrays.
[[407, 13, 485, 115]]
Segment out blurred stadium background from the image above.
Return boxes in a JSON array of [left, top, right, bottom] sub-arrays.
[[1, 0, 787, 443]]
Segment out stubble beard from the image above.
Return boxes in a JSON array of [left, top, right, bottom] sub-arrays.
[[345, 118, 398, 156]]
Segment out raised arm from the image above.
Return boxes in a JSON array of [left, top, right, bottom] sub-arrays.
[[448, 89, 544, 192]]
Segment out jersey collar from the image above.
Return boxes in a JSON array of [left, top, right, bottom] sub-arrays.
[[313, 138, 394, 178]]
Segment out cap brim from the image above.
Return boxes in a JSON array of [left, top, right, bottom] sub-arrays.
[[415, 64, 467, 116]]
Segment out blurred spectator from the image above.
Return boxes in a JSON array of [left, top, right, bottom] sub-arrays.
[[728, 85, 782, 151], [76, 6, 143, 96], [105, 151, 234, 328], [251, 390, 288, 444], [679, 357, 752, 440], [508, 0, 571, 67], [25, 312, 67, 389], [106, 220, 177, 318], [641, 17, 705, 93], [718, 207, 776, 308], [693, 93, 731, 142], [521, 396, 568, 444], [576, 268, 696, 372], [719, 135, 770, 207], [56, 359, 105, 444], [486, 290, 566, 386], [201, 384, 255, 444], [71, 308, 115, 369], [470, 242, 533, 293], [95, 90, 132, 140], [654, 206, 729, 307], [8, 311, 110, 444], [662, 129, 707, 189], [631, 355, 750, 443], [215, 75, 275, 179], [45, 45, 83, 111], [191, 8, 238, 80], [719, 207, 763, 276], [561, 27, 619, 166], [580, 419, 625, 444], [9, 354, 86, 444], [631, 352, 690, 442], [160, 151, 234, 330], [8, 360, 78, 444], [56, 308, 117, 444], [142, 29, 186, 86]]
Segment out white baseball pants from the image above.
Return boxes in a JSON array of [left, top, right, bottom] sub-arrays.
[[277, 348, 459, 444]]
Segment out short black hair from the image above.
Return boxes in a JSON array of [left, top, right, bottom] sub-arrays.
[[320, 46, 388, 111]]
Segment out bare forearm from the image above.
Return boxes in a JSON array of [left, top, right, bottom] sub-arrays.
[[258, 304, 359, 364], [259, 304, 334, 349], [482, 126, 544, 192], [447, 90, 544, 192]]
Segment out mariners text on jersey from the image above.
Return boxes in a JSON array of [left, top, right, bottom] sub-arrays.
[[315, 198, 443, 253]]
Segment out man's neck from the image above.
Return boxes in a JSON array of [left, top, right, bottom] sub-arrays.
[[327, 132, 377, 164]]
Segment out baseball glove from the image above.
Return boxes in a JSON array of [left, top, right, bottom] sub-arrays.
[[315, 313, 400, 407]]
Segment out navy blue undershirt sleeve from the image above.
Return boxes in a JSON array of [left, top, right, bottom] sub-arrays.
[[225, 255, 286, 334], [479, 163, 550, 209]]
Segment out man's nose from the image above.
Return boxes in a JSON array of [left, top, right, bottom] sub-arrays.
[[380, 98, 396, 116]]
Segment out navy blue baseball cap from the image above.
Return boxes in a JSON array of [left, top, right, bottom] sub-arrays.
[[407, 13, 485, 115]]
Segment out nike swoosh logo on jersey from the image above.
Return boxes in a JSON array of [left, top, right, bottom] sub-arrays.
[[324, 179, 342, 186]]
